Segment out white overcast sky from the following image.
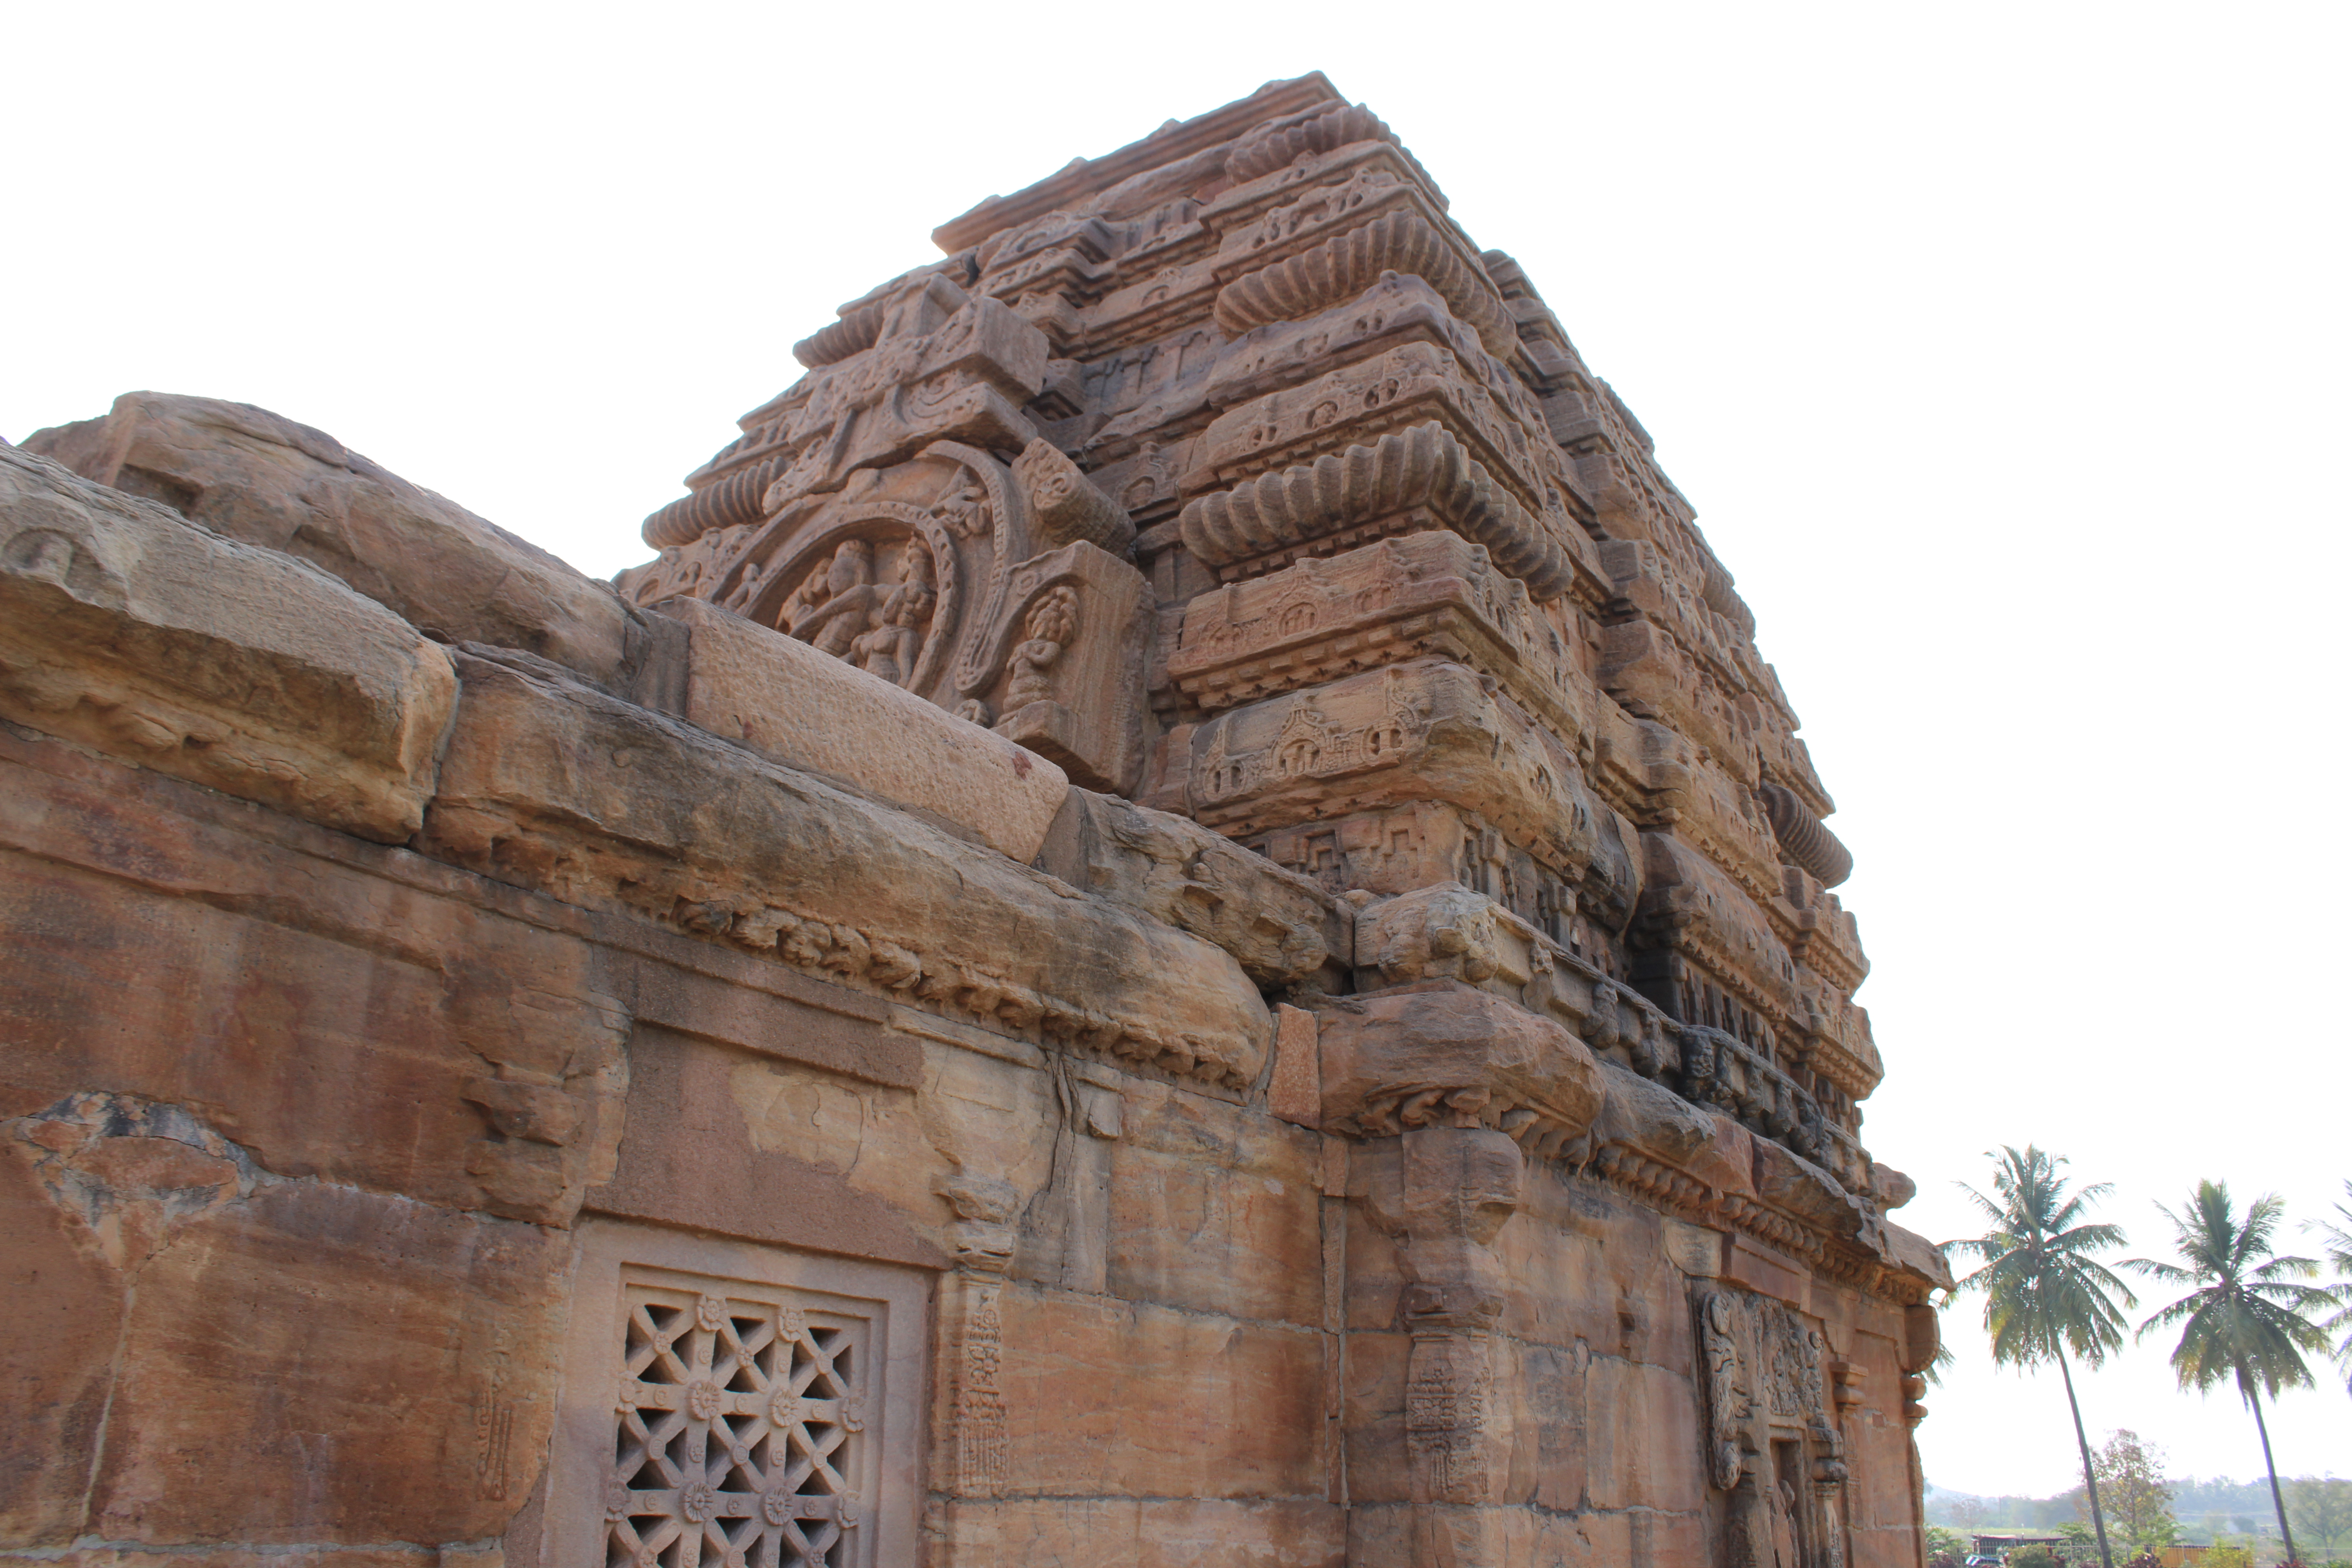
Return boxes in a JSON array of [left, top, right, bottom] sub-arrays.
[[7, 0, 2347, 1499]]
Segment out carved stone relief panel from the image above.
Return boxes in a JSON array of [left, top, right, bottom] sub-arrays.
[[1182, 341, 1573, 526], [625, 439, 1151, 795], [1183, 659, 1600, 888], [551, 1220, 929, 1568], [638, 276, 1049, 552], [1693, 1285, 1849, 1568], [1163, 531, 1589, 743]]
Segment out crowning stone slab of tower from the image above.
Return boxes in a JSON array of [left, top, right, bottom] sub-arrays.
[[4, 71, 1948, 1568]]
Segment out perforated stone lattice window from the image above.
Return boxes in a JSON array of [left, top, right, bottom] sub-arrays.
[[606, 1279, 871, 1568], [554, 1222, 922, 1568]]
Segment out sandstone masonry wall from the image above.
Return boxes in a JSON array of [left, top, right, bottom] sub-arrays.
[[6, 71, 1948, 1568]]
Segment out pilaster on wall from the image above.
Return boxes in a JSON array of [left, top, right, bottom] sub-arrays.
[[5, 65, 1959, 1568]]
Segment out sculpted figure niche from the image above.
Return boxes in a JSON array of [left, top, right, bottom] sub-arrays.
[[617, 277, 1148, 793], [581, 70, 1942, 1568], [1697, 1286, 1858, 1568], [3, 71, 1957, 1568]]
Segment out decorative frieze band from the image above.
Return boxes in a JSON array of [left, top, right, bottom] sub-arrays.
[[1225, 102, 1397, 184], [1178, 423, 1577, 601], [1213, 210, 1517, 358]]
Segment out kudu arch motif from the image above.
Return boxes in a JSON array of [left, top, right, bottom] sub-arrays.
[[596, 69, 1945, 1566], [6, 38, 1965, 1567]]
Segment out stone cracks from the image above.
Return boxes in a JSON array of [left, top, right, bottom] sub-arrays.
[[9, 69, 1947, 1568]]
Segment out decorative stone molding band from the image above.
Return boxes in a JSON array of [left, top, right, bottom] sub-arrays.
[[1354, 880, 1878, 1196], [1759, 781, 1854, 888], [792, 301, 887, 369], [1212, 210, 1516, 358], [1224, 102, 1395, 183], [1178, 422, 1576, 601], [641, 456, 788, 550]]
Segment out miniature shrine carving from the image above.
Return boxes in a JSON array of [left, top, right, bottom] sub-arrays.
[[7, 69, 1950, 1568]]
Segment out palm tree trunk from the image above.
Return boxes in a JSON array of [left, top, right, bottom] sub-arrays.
[[2056, 1348, 2116, 1568], [2248, 1385, 2299, 1564]]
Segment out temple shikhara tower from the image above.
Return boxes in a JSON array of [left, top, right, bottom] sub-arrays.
[[5, 74, 1948, 1568]]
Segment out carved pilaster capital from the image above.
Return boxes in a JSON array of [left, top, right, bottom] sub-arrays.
[[1312, 978, 1604, 1157], [934, 1173, 1020, 1276]]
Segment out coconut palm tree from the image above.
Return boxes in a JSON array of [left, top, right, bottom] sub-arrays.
[[2309, 1180, 2352, 1394], [2127, 1181, 2335, 1567], [1946, 1145, 2136, 1568]]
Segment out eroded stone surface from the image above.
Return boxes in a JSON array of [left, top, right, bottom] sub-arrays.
[[0, 448, 455, 841], [24, 392, 652, 690], [4, 69, 1947, 1568], [420, 651, 1271, 1092], [664, 594, 1071, 862]]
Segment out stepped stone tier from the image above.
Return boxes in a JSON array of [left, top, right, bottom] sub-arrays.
[[4, 73, 1947, 1568]]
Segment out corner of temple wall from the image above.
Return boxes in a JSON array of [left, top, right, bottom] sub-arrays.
[[5, 71, 1944, 1568]]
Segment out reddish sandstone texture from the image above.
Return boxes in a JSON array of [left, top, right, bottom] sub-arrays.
[[6, 71, 1944, 1568]]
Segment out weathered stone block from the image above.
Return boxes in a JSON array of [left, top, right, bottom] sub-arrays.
[[0, 730, 624, 1227], [0, 1109, 127, 1543], [1315, 981, 1603, 1158], [1583, 1355, 1705, 1513], [1347, 1499, 1646, 1567], [927, 1496, 1345, 1567], [23, 392, 647, 690], [1184, 660, 1599, 886], [1256, 796, 1643, 957], [1592, 1062, 1758, 1205], [83, 1172, 566, 1545], [1634, 831, 1804, 1033], [1105, 1082, 1325, 1325], [994, 1283, 1327, 1498], [1337, 1324, 1412, 1499], [1599, 615, 1762, 787], [1032, 785, 1347, 990], [419, 652, 1270, 1090], [0, 448, 455, 842], [589, 1026, 947, 1270], [1165, 531, 1594, 747], [1500, 1171, 1697, 1372], [1269, 1004, 1321, 1127], [662, 594, 1071, 862]]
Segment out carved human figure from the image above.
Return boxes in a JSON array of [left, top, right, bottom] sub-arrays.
[[791, 539, 889, 658], [934, 474, 991, 540], [1697, 1291, 1746, 1493], [1772, 1478, 1802, 1568], [1005, 585, 1079, 709], [778, 543, 835, 621], [720, 558, 761, 613], [848, 541, 936, 686]]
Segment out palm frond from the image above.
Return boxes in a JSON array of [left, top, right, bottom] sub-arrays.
[[2134, 1180, 2328, 1406]]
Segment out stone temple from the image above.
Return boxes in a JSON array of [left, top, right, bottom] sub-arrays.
[[3, 73, 1950, 1568]]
